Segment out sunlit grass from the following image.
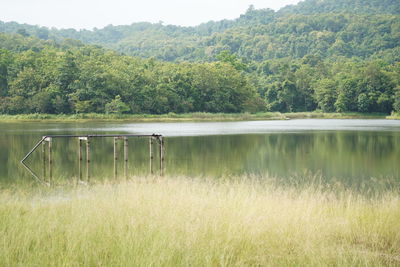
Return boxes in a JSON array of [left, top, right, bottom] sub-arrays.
[[1, 176, 399, 266], [388, 112, 400, 120], [0, 112, 283, 122], [285, 111, 389, 119]]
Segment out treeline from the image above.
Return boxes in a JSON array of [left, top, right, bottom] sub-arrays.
[[0, 37, 259, 114], [0, 0, 399, 115], [249, 57, 400, 113], [0, 33, 399, 115]]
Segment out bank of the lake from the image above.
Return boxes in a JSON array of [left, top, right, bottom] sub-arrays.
[[0, 112, 393, 122], [1, 176, 399, 266]]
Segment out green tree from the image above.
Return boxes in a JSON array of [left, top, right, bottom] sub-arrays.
[[315, 79, 337, 112], [56, 51, 79, 113], [16, 28, 30, 37], [280, 80, 297, 112], [216, 50, 247, 71], [0, 49, 12, 96], [360, 63, 395, 113], [31, 91, 54, 113], [357, 93, 371, 112], [36, 28, 49, 40], [105, 95, 130, 114], [393, 87, 400, 113], [334, 78, 358, 112]]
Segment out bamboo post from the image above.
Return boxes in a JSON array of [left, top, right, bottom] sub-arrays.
[[86, 138, 90, 182], [48, 137, 52, 185], [42, 141, 46, 181], [114, 137, 118, 179], [124, 137, 128, 179], [78, 139, 82, 182], [159, 137, 165, 176], [149, 137, 154, 175]]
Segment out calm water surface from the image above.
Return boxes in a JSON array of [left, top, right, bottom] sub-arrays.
[[1, 119, 399, 186]]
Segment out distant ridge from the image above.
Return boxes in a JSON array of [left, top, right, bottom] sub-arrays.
[[0, 0, 399, 62], [279, 0, 400, 15]]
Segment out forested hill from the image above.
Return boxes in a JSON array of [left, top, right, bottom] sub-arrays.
[[0, 0, 399, 116], [278, 0, 400, 15], [1, 0, 399, 62]]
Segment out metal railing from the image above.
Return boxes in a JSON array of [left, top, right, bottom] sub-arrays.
[[21, 134, 165, 186]]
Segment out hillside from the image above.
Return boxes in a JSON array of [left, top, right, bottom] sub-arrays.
[[279, 0, 400, 15], [0, 0, 399, 115], [1, 0, 399, 62]]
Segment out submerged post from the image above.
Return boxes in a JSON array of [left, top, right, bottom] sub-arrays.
[[149, 136, 154, 174], [124, 137, 128, 179], [78, 138, 85, 182], [86, 137, 90, 182], [114, 137, 118, 179], [47, 137, 52, 185], [42, 141, 46, 181], [159, 136, 165, 176], [22, 134, 164, 185]]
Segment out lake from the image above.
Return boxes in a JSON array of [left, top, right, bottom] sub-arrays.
[[1, 119, 400, 187]]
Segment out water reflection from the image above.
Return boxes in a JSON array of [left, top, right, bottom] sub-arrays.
[[0, 120, 399, 187]]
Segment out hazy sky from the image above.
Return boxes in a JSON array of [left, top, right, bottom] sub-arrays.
[[1, 0, 302, 30]]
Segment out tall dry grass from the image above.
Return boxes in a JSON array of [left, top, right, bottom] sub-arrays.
[[0, 176, 399, 266]]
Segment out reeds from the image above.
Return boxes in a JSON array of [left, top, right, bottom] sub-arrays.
[[0, 176, 399, 266], [0, 111, 389, 123]]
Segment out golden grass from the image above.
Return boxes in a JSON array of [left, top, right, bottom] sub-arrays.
[[0, 112, 284, 122], [1, 176, 399, 266], [284, 112, 388, 119], [387, 112, 400, 120]]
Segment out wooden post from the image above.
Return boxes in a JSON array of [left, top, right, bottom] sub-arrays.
[[48, 137, 52, 185], [78, 139, 82, 182], [124, 137, 128, 179], [159, 137, 165, 176], [149, 137, 153, 175], [42, 141, 46, 181], [86, 138, 90, 182], [114, 137, 118, 179], [22, 134, 164, 186]]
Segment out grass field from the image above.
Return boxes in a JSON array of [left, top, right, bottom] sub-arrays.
[[1, 176, 399, 266], [0, 111, 391, 122]]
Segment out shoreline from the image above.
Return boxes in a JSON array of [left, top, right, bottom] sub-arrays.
[[0, 112, 396, 123]]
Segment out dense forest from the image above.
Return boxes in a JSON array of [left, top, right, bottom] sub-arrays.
[[0, 0, 399, 115]]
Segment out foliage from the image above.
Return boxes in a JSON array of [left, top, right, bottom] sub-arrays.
[[279, 0, 400, 15], [0, 38, 261, 114], [394, 87, 400, 112], [0, 0, 399, 115], [1, 0, 399, 62], [105, 95, 130, 114]]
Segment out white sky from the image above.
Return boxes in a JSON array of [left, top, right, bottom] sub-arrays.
[[0, 0, 302, 30]]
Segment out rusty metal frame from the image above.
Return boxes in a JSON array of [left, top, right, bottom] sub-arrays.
[[21, 134, 164, 186]]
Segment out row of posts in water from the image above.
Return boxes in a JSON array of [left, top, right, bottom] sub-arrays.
[[38, 135, 165, 185]]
